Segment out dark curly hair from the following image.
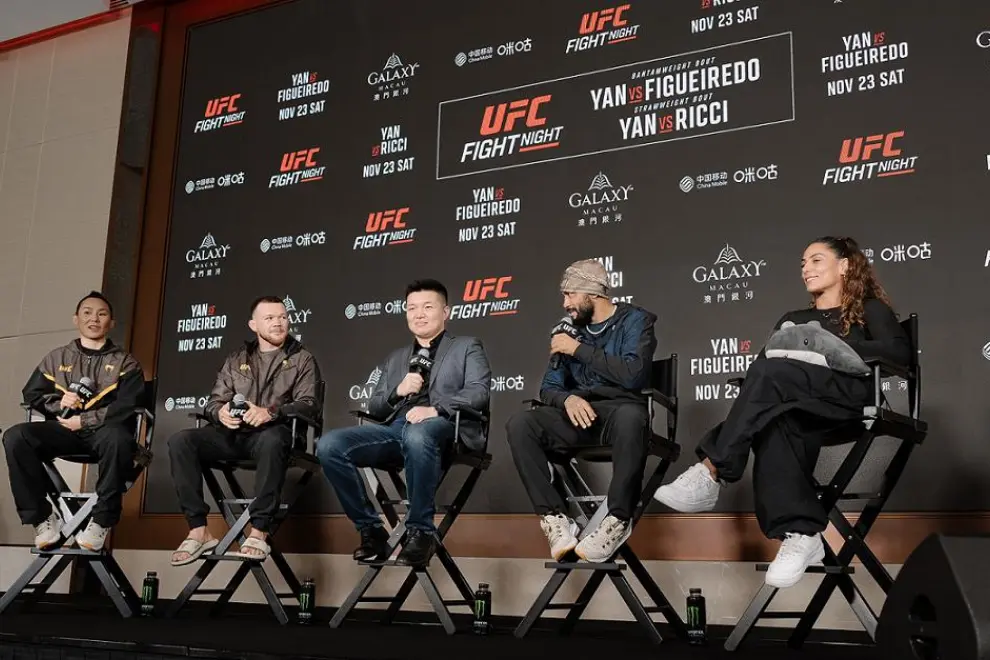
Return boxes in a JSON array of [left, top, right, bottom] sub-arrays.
[[809, 236, 894, 335]]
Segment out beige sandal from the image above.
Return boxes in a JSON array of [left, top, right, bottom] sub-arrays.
[[170, 537, 219, 566], [231, 536, 270, 561]]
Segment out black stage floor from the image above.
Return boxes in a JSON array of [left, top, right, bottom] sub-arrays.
[[0, 598, 878, 660]]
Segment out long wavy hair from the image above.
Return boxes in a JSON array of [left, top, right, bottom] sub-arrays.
[[810, 236, 893, 335]]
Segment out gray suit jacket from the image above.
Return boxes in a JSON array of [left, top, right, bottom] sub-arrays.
[[367, 333, 492, 451]]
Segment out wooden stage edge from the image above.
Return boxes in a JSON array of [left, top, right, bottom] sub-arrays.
[[112, 507, 990, 563]]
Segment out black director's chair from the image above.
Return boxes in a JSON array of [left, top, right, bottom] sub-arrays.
[[725, 314, 927, 651], [328, 406, 491, 635], [165, 382, 324, 626], [0, 380, 157, 618], [514, 356, 690, 645]]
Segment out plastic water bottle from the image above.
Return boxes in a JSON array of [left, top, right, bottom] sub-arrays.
[[687, 587, 707, 645], [473, 583, 491, 635], [140, 571, 158, 617], [298, 578, 315, 625]]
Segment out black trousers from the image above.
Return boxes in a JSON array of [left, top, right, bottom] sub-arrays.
[[506, 400, 650, 521], [2, 421, 135, 527], [168, 424, 293, 533], [697, 358, 871, 539]]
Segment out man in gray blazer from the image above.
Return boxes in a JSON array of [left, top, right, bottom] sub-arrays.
[[317, 279, 491, 566]]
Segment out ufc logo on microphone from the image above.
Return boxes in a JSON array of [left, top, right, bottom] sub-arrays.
[[365, 208, 409, 232], [479, 95, 551, 136], [838, 131, 904, 164], [579, 4, 630, 34], [280, 148, 320, 172], [463, 276, 512, 301], [205, 94, 241, 117]]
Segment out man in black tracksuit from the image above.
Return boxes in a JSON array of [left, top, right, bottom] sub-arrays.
[[168, 295, 322, 565], [3, 291, 145, 552]]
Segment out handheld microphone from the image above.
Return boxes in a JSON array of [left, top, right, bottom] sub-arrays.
[[60, 377, 96, 419], [229, 393, 249, 419], [549, 316, 581, 369], [409, 347, 433, 377]]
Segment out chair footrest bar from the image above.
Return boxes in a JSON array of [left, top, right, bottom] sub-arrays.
[[356, 596, 400, 603], [544, 603, 580, 610], [756, 611, 807, 619], [31, 548, 106, 557], [357, 559, 421, 567], [201, 555, 268, 562], [545, 561, 624, 571], [567, 496, 605, 503], [441, 600, 470, 606], [754, 563, 853, 575]]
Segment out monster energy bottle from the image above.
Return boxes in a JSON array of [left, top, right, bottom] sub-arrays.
[[473, 583, 491, 635], [140, 571, 158, 617], [686, 587, 707, 645], [298, 578, 315, 625]]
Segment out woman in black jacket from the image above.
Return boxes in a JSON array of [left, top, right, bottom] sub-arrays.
[[655, 236, 910, 588]]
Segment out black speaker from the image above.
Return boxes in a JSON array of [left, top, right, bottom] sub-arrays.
[[876, 533, 990, 659]]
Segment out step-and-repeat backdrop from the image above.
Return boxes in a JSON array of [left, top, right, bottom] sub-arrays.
[[143, 0, 990, 516]]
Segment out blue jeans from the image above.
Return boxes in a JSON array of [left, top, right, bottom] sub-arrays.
[[316, 417, 455, 533]]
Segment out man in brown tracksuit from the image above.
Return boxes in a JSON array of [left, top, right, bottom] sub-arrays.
[[3, 291, 145, 552], [168, 296, 321, 564]]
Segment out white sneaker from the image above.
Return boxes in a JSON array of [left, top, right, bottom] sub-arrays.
[[34, 513, 62, 550], [76, 521, 110, 552], [653, 463, 722, 512], [575, 514, 632, 563], [765, 533, 825, 588], [541, 513, 579, 560]]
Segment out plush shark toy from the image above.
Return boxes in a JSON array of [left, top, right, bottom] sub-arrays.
[[765, 321, 871, 376]]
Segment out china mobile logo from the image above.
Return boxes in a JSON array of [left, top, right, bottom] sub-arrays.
[[194, 94, 245, 133], [450, 276, 519, 319], [460, 94, 562, 163], [269, 148, 325, 188], [353, 207, 417, 250], [566, 4, 639, 54], [822, 130, 917, 185]]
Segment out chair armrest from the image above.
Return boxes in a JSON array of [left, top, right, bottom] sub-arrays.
[[864, 357, 911, 380], [524, 398, 547, 408], [452, 406, 488, 423], [285, 411, 319, 429], [643, 388, 676, 411], [349, 409, 386, 425]]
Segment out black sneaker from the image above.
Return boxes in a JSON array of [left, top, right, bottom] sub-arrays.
[[395, 529, 436, 567], [353, 526, 389, 562]]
